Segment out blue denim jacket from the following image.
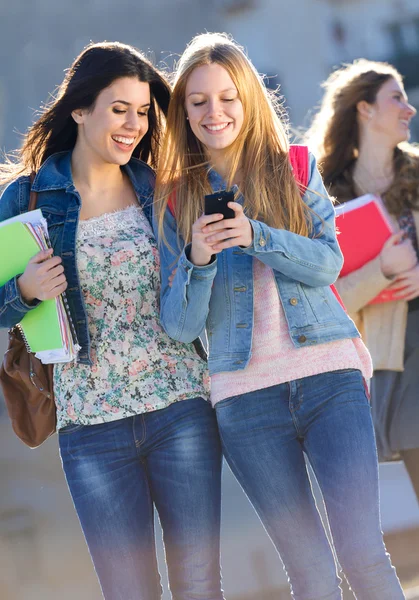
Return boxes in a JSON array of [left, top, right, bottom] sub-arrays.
[[0, 151, 155, 365], [155, 153, 360, 376]]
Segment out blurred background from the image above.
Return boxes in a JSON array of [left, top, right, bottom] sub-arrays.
[[0, 0, 419, 598]]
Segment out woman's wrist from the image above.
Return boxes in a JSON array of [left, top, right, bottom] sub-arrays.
[[17, 274, 36, 303]]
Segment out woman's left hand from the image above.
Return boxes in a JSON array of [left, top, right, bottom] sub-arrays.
[[392, 264, 419, 300], [202, 202, 253, 251]]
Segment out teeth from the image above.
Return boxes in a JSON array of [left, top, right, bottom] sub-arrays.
[[205, 123, 229, 131], [112, 135, 135, 145]]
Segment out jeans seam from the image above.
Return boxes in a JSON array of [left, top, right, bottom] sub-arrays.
[[140, 458, 162, 597], [288, 381, 303, 437], [133, 414, 147, 449]]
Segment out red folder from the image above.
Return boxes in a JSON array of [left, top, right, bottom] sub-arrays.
[[335, 195, 408, 304]]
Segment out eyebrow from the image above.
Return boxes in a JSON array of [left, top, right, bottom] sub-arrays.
[[187, 88, 237, 97], [111, 100, 151, 107]]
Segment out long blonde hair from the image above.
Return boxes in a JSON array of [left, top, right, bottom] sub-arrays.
[[156, 32, 310, 246]]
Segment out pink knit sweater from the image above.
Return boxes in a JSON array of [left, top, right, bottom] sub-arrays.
[[211, 260, 373, 406]]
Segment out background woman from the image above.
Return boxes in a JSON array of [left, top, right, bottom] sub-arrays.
[[0, 42, 223, 600], [306, 59, 419, 503], [155, 33, 403, 600]]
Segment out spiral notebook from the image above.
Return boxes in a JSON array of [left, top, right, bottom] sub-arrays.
[[0, 209, 80, 363]]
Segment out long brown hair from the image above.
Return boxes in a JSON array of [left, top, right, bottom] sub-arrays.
[[156, 32, 310, 246], [1, 41, 171, 185], [306, 59, 403, 184], [304, 58, 419, 214]]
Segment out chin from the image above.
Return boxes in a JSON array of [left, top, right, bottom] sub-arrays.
[[111, 153, 133, 166], [398, 129, 411, 144]]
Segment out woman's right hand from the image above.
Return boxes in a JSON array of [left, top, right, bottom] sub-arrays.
[[380, 231, 417, 278], [190, 213, 225, 266], [18, 249, 68, 303]]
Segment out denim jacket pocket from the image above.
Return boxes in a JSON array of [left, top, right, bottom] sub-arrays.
[[43, 213, 65, 248]]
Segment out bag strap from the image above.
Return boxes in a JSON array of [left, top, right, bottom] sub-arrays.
[[28, 171, 38, 211], [288, 147, 346, 311], [289, 145, 309, 189]]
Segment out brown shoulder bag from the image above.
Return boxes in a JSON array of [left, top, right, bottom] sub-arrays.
[[0, 174, 56, 448]]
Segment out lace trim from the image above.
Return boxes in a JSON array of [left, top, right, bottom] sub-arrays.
[[77, 205, 149, 239]]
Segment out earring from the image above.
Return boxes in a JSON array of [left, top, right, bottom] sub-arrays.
[[186, 116, 189, 121]]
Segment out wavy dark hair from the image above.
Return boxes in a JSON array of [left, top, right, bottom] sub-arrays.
[[1, 41, 171, 184]]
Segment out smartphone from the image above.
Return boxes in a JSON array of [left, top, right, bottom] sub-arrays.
[[204, 190, 235, 220]]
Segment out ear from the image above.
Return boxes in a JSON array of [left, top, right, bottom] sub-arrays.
[[71, 108, 85, 124], [357, 100, 373, 120]]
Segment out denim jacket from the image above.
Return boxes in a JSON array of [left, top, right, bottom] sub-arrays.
[[0, 151, 155, 365], [155, 152, 360, 376]]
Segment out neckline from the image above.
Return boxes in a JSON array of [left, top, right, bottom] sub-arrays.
[[79, 204, 140, 224]]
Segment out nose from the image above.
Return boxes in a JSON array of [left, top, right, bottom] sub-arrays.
[[407, 102, 417, 118], [207, 97, 223, 118], [125, 110, 143, 131]]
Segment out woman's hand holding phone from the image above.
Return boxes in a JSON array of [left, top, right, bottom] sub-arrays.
[[203, 202, 253, 251], [190, 213, 225, 266], [18, 249, 68, 303], [190, 202, 253, 266]]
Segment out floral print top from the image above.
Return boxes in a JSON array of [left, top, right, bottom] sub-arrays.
[[54, 205, 209, 429]]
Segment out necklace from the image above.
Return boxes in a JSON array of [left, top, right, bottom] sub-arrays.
[[352, 161, 394, 197]]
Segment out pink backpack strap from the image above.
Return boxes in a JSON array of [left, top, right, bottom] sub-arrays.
[[289, 144, 309, 189], [168, 191, 176, 217], [289, 145, 345, 311]]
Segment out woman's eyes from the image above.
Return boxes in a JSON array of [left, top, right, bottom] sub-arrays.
[[192, 98, 236, 107], [112, 108, 148, 116]]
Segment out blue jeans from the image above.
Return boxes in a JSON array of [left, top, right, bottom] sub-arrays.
[[215, 369, 404, 600], [59, 398, 224, 600]]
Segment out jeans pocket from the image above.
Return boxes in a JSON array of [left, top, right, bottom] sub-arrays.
[[59, 423, 85, 434], [331, 368, 360, 375], [214, 393, 244, 411]]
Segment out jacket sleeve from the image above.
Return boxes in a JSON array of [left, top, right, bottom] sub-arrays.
[[334, 256, 391, 314], [153, 208, 217, 343], [242, 153, 343, 286], [0, 179, 41, 329]]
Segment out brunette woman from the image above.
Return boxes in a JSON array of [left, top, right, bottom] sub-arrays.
[[0, 41, 223, 600], [306, 59, 419, 503]]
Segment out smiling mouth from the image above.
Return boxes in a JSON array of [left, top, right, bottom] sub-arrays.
[[112, 135, 136, 148], [203, 123, 231, 133]]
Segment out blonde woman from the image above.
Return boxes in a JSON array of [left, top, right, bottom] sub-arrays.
[[154, 33, 404, 599], [306, 59, 419, 502]]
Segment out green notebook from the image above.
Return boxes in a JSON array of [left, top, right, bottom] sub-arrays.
[[0, 220, 63, 352]]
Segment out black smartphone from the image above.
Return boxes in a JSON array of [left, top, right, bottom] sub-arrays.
[[204, 190, 235, 220]]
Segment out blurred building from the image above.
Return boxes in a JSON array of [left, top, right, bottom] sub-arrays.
[[0, 1, 419, 598]]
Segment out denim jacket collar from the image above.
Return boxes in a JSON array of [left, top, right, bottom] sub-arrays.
[[207, 168, 239, 197], [32, 150, 155, 202]]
